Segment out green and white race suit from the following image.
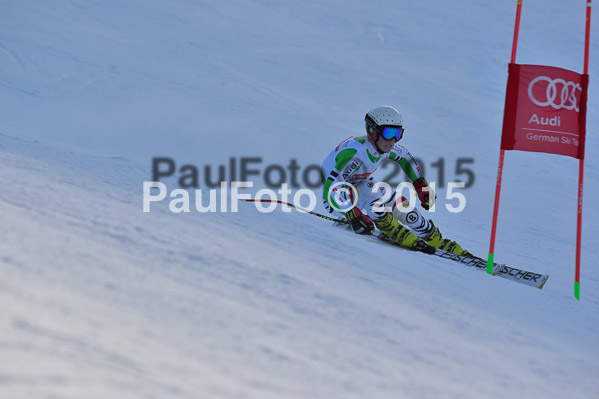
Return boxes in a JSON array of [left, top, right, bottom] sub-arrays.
[[321, 135, 433, 236]]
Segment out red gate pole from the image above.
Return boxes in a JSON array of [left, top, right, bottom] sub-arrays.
[[510, 0, 523, 64], [488, 0, 523, 274], [575, 0, 592, 300]]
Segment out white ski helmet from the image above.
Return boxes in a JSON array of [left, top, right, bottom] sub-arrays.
[[365, 105, 404, 142]]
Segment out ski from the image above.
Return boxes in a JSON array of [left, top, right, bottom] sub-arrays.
[[375, 233, 549, 289], [334, 222, 549, 289], [241, 199, 550, 289], [429, 246, 549, 289]]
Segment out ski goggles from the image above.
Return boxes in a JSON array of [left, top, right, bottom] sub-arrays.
[[378, 125, 404, 141]]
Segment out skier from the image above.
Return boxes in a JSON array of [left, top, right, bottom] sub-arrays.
[[321, 105, 469, 255]]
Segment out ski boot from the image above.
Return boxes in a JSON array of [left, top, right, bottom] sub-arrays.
[[375, 212, 434, 253], [422, 220, 470, 256]]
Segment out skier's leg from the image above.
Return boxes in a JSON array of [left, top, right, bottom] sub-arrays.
[[392, 196, 470, 255], [357, 180, 420, 248]]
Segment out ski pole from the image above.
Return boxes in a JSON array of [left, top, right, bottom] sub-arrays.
[[243, 199, 436, 254], [242, 198, 349, 224], [243, 198, 382, 236]]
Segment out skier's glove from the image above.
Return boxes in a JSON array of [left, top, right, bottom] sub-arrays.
[[345, 207, 375, 235], [414, 177, 436, 210]]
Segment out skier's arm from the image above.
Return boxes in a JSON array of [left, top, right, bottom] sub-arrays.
[[322, 148, 360, 213], [389, 147, 423, 183], [390, 146, 435, 210], [322, 148, 374, 234]]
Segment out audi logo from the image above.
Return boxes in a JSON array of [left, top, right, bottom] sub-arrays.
[[528, 76, 582, 112]]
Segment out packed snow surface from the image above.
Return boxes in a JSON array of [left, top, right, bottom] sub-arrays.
[[1, 1, 598, 398]]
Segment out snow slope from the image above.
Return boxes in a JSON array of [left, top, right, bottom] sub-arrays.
[[1, 0, 598, 398]]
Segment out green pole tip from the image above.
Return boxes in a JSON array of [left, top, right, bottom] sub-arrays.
[[574, 282, 581, 301], [487, 254, 495, 275]]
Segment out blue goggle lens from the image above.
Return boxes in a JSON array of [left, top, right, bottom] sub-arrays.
[[380, 126, 404, 141]]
